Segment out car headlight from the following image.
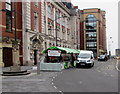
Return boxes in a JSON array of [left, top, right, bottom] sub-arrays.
[[87, 60, 90, 62]]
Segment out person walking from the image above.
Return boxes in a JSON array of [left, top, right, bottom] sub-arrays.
[[71, 53, 75, 67]]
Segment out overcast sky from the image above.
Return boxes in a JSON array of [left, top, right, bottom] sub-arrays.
[[71, 0, 119, 55]]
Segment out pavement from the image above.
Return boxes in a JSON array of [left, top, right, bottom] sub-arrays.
[[1, 65, 61, 93]]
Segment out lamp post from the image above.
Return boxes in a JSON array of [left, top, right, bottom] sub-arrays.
[[108, 36, 113, 57], [48, 16, 67, 46]]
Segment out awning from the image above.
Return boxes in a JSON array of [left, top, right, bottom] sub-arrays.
[[42, 46, 80, 54]]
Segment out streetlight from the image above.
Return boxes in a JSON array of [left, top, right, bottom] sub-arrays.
[[109, 36, 113, 57], [48, 16, 68, 46]]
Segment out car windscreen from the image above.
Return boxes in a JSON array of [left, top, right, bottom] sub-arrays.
[[78, 53, 91, 58], [100, 55, 105, 58]]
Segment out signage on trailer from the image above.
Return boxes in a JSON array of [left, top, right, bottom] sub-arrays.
[[48, 50, 61, 56]]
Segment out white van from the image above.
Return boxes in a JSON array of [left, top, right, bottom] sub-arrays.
[[76, 50, 94, 68]]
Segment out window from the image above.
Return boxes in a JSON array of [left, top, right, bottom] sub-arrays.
[[6, 0, 11, 11], [6, 0, 12, 32], [86, 42, 97, 47], [61, 15, 65, 26], [34, 1, 38, 7], [48, 5, 53, 19], [86, 14, 96, 30], [34, 12, 38, 32], [6, 14, 12, 32]]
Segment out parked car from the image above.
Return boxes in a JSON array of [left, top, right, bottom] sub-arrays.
[[98, 54, 108, 61], [76, 50, 94, 68], [114, 56, 120, 60]]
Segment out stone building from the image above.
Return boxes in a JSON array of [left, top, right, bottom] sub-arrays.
[[22, 2, 43, 65], [22, 1, 80, 65], [42, 2, 80, 49]]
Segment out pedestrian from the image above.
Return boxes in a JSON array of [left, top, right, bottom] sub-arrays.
[[71, 53, 75, 67]]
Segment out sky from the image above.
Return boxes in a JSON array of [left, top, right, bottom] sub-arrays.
[[71, 0, 119, 55]]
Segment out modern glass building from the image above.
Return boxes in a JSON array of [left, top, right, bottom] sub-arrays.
[[85, 14, 97, 57], [80, 8, 107, 58]]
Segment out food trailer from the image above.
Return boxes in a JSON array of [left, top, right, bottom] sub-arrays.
[[40, 46, 80, 71]]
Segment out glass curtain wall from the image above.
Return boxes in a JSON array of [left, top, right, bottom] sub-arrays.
[[85, 14, 97, 57]]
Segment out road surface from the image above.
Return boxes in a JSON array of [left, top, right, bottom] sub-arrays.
[[53, 59, 118, 92]]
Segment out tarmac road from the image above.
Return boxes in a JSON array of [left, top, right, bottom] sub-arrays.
[[53, 59, 118, 93]]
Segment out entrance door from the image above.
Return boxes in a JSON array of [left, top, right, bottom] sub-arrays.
[[34, 50, 37, 65], [3, 47, 13, 67]]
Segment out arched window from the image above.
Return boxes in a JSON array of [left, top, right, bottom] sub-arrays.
[[86, 14, 96, 30]]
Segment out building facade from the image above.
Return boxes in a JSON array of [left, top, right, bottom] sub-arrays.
[[22, 1, 80, 65], [42, 2, 80, 50], [80, 8, 107, 57], [22, 2, 43, 65], [0, 1, 80, 67], [0, 1, 22, 67]]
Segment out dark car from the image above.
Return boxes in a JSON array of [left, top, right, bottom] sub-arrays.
[[98, 55, 108, 61]]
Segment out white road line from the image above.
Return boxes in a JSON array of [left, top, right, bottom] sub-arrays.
[[54, 86, 57, 89], [116, 60, 120, 71], [59, 90, 62, 92], [52, 82, 54, 85]]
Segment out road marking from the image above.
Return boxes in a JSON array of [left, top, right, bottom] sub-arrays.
[[59, 90, 62, 92], [52, 79, 54, 82], [59, 90, 64, 94], [52, 82, 54, 85], [116, 60, 120, 71], [54, 86, 57, 89]]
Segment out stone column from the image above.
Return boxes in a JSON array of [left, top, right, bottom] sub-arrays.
[[0, 43, 4, 67]]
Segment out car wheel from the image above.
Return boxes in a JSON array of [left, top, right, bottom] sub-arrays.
[[92, 63, 94, 67], [76, 63, 79, 68]]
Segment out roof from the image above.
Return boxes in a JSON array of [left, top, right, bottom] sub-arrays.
[[42, 46, 80, 54]]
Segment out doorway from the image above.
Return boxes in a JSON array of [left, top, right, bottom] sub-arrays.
[[34, 50, 37, 65], [3, 47, 13, 67]]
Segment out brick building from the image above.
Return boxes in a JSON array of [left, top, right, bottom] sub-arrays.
[[80, 8, 107, 57], [0, 1, 22, 67]]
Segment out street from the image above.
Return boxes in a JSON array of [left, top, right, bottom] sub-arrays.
[[53, 59, 118, 92], [2, 59, 118, 93]]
